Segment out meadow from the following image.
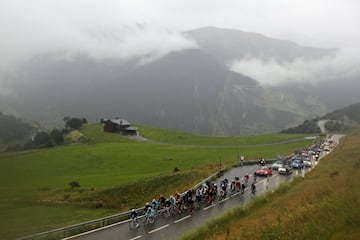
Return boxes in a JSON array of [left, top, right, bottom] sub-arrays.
[[181, 134, 360, 240], [0, 123, 315, 239]]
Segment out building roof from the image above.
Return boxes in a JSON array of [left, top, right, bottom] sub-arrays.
[[107, 119, 131, 126]]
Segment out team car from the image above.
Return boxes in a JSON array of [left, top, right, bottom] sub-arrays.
[[303, 159, 312, 167], [291, 159, 304, 169], [278, 164, 292, 175], [255, 165, 273, 176], [271, 160, 284, 170]]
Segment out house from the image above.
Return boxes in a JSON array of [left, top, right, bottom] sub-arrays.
[[101, 118, 138, 136]]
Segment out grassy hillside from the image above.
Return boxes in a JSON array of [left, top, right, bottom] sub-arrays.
[[322, 102, 360, 133], [181, 134, 360, 240], [0, 123, 316, 239], [135, 124, 312, 145]]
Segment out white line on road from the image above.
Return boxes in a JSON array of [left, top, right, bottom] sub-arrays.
[[231, 192, 240, 197], [129, 235, 142, 240], [174, 215, 191, 223], [148, 224, 169, 234], [219, 197, 229, 203], [203, 203, 217, 211]]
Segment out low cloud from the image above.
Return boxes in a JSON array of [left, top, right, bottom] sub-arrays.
[[230, 46, 360, 86], [0, 1, 197, 97], [0, 1, 197, 70]]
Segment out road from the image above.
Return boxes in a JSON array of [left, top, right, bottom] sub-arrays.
[[67, 162, 321, 240], [317, 119, 328, 134]]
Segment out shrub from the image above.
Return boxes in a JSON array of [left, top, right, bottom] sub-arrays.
[[69, 181, 81, 189]]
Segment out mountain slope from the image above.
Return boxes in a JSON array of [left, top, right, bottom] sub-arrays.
[[185, 27, 336, 63], [186, 27, 360, 115], [4, 48, 309, 135]]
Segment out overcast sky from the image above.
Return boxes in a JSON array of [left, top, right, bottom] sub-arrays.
[[0, 0, 359, 87]]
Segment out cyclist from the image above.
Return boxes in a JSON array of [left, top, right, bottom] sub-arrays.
[[244, 173, 249, 186], [207, 185, 216, 205], [144, 202, 152, 212], [186, 193, 194, 212], [145, 205, 156, 222], [241, 182, 246, 194], [213, 182, 218, 193], [129, 208, 140, 229], [201, 183, 209, 197], [220, 179, 227, 194], [130, 208, 138, 222], [152, 198, 160, 211], [158, 194, 166, 209], [251, 183, 256, 194], [195, 188, 202, 206], [260, 157, 266, 166], [235, 177, 241, 192], [169, 195, 177, 208], [174, 192, 182, 213], [230, 180, 236, 195]]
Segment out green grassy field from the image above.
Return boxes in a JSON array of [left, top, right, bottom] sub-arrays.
[[0, 123, 316, 239], [135, 124, 312, 145], [181, 134, 360, 240]]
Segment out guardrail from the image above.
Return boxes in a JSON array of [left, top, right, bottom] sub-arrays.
[[17, 159, 281, 240], [17, 210, 134, 240]]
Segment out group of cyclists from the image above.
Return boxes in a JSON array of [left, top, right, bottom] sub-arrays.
[[129, 173, 257, 229]]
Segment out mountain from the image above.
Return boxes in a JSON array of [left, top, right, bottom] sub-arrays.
[[269, 76, 360, 112], [185, 27, 336, 63], [281, 102, 360, 134], [186, 27, 360, 117], [0, 27, 354, 135], [323, 102, 360, 122], [2, 49, 268, 135]]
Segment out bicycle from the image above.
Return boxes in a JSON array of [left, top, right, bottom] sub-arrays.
[[241, 183, 246, 195], [218, 189, 227, 202], [129, 217, 140, 230], [142, 215, 155, 226], [160, 206, 172, 219], [251, 183, 256, 195]]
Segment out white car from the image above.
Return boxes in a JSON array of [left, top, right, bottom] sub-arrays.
[[278, 164, 292, 175], [304, 159, 312, 167], [271, 160, 284, 170]]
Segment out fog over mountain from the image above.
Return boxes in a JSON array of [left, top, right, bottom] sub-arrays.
[[1, 1, 359, 135], [2, 26, 358, 135]]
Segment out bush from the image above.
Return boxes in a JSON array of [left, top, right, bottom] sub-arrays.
[[69, 181, 81, 189], [33, 131, 53, 148], [64, 117, 86, 131]]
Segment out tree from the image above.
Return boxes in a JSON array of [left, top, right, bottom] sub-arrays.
[[33, 131, 52, 148], [50, 128, 64, 145], [0, 112, 35, 142], [64, 117, 83, 130], [325, 120, 342, 132], [281, 120, 321, 134]]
